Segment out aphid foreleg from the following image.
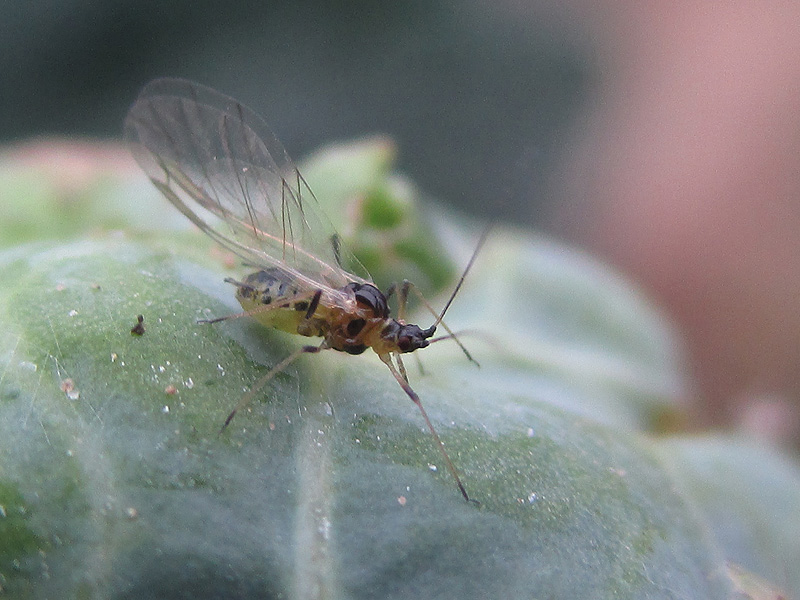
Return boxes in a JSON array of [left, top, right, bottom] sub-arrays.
[[221, 342, 325, 432], [383, 282, 408, 322], [397, 280, 412, 322], [395, 354, 410, 384], [378, 353, 474, 504]]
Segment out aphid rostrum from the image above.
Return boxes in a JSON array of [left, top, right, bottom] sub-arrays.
[[124, 79, 485, 503]]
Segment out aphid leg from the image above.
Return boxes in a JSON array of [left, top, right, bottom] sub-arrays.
[[398, 280, 412, 322], [221, 343, 325, 432], [384, 281, 409, 322], [222, 276, 249, 288], [395, 354, 410, 384], [384, 283, 397, 307], [304, 289, 322, 320], [198, 290, 320, 324], [378, 353, 475, 504], [401, 280, 478, 367], [295, 289, 323, 336]]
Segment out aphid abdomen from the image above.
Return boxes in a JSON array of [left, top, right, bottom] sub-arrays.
[[234, 268, 325, 336]]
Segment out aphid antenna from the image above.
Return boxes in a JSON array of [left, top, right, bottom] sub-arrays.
[[407, 284, 479, 367], [428, 329, 484, 346], [400, 224, 491, 366], [432, 223, 492, 330]]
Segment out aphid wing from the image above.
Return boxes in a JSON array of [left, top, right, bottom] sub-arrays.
[[124, 78, 370, 289]]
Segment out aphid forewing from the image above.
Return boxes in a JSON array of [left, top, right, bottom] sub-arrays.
[[124, 78, 371, 295]]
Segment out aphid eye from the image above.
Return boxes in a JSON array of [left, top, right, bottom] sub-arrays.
[[397, 335, 411, 352], [346, 318, 366, 337]]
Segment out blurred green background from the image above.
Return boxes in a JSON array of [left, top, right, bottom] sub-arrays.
[[0, 0, 588, 224]]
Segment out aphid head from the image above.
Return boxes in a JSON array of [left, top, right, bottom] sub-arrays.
[[395, 323, 437, 353]]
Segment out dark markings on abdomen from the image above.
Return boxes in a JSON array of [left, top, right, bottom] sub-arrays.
[[238, 268, 303, 306]]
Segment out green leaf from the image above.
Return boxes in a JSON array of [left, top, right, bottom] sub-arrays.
[[3, 138, 796, 598], [0, 236, 735, 599], [655, 436, 800, 597]]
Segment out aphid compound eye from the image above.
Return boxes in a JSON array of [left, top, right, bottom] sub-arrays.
[[392, 323, 435, 353], [397, 335, 412, 352]]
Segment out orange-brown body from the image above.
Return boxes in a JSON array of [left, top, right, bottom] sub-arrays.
[[234, 268, 436, 358]]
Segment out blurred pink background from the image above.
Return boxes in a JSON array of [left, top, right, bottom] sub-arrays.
[[550, 1, 800, 441]]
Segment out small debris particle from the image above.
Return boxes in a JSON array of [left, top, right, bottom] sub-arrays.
[[397, 496, 407, 506], [428, 464, 438, 472], [110, 353, 118, 362], [130, 315, 145, 336], [184, 378, 194, 389], [60, 378, 80, 400], [526, 427, 535, 437], [68, 309, 78, 317], [125, 507, 139, 520], [55, 283, 66, 292], [161, 405, 170, 414], [90, 283, 101, 290], [0, 504, 6, 518], [165, 385, 178, 395]]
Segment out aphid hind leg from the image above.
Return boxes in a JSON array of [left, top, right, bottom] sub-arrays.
[[378, 353, 475, 504], [220, 343, 325, 432]]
